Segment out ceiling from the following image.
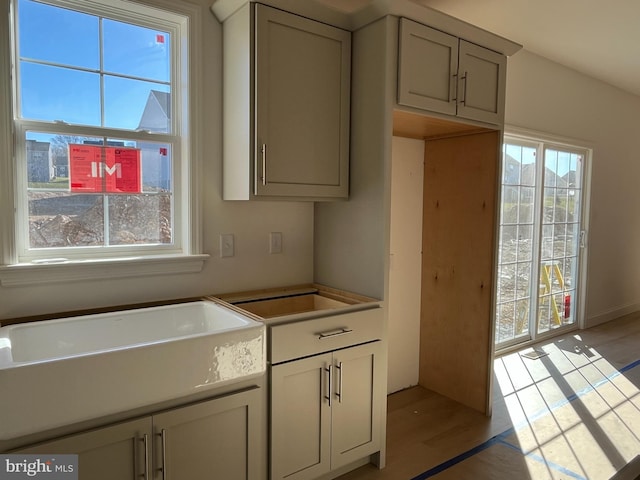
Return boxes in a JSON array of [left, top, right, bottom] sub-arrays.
[[318, 0, 640, 98]]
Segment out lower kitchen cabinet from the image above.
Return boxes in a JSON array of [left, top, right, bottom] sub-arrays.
[[13, 417, 150, 480], [154, 388, 262, 479], [271, 341, 382, 480], [14, 387, 263, 480]]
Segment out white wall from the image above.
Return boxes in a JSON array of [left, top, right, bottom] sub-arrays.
[[388, 136, 423, 393], [314, 17, 393, 301], [0, 1, 314, 321], [505, 50, 640, 327]]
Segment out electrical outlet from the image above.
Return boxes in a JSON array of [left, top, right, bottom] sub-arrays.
[[220, 234, 235, 258], [270, 232, 282, 254]]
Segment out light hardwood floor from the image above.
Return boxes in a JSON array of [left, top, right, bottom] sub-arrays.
[[338, 312, 640, 480]]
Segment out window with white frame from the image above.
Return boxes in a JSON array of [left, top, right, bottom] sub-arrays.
[[6, 0, 197, 266]]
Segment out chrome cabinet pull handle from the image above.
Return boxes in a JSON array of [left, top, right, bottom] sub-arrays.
[[141, 434, 149, 480], [158, 429, 167, 480], [451, 73, 457, 102], [461, 71, 468, 105], [318, 328, 353, 340], [261, 144, 267, 186], [324, 364, 332, 407], [336, 361, 343, 403]]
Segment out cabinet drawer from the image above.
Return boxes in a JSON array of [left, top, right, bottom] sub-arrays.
[[270, 307, 383, 364]]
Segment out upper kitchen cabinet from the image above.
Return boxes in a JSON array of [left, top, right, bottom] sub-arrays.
[[398, 17, 506, 125], [216, 2, 351, 200]]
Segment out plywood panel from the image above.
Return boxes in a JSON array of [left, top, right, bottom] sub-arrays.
[[393, 109, 491, 140], [419, 130, 500, 414]]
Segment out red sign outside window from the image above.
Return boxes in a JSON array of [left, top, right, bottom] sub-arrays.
[[69, 144, 141, 194]]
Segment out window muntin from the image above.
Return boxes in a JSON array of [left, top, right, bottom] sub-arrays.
[[12, 0, 187, 262]]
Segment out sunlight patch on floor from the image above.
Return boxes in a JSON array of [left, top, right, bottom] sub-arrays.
[[494, 334, 640, 480]]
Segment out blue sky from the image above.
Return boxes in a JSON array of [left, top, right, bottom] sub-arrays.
[[505, 143, 578, 178], [18, 0, 170, 132]]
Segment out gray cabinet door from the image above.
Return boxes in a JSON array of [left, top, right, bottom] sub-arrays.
[[153, 388, 262, 480], [457, 40, 506, 124], [398, 18, 458, 116], [14, 417, 152, 480], [271, 353, 332, 480], [255, 4, 350, 198], [13, 389, 262, 480], [271, 342, 382, 479], [397, 18, 507, 125], [331, 341, 382, 470]]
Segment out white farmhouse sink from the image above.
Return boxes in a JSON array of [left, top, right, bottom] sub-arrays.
[[0, 300, 265, 441]]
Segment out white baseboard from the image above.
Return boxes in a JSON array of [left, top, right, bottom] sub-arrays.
[[586, 302, 640, 328]]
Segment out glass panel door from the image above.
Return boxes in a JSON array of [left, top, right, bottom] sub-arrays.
[[495, 137, 587, 350], [537, 148, 583, 335], [496, 141, 538, 346]]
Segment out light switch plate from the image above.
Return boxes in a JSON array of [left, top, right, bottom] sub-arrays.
[[220, 234, 235, 257], [270, 232, 282, 254]]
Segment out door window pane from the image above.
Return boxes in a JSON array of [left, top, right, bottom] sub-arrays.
[[516, 225, 533, 262], [518, 187, 535, 223]]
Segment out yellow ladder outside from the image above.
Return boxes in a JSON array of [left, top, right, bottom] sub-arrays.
[[540, 262, 564, 326]]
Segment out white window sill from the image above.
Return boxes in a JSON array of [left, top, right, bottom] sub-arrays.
[[0, 254, 209, 287]]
